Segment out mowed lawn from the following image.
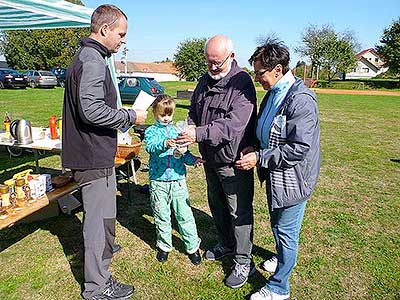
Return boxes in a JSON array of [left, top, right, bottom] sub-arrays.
[[0, 83, 399, 300]]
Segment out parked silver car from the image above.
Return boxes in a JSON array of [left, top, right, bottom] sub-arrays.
[[23, 70, 58, 88]]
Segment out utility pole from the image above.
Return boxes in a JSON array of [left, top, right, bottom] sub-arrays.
[[121, 47, 128, 74]]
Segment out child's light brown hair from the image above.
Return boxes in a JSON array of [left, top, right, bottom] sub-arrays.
[[152, 94, 175, 117]]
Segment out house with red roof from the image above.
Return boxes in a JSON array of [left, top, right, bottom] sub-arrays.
[[114, 61, 183, 82], [345, 48, 388, 79]]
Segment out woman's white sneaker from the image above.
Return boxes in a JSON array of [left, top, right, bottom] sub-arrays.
[[261, 255, 278, 273], [250, 287, 289, 300]]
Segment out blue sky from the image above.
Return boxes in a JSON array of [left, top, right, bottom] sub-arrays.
[[62, 1, 400, 68]]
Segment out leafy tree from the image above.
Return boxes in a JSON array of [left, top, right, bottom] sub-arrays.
[[296, 24, 359, 81], [174, 38, 207, 81], [376, 17, 400, 76], [0, 0, 88, 70]]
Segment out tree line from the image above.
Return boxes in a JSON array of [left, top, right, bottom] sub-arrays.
[[0, 7, 398, 82]]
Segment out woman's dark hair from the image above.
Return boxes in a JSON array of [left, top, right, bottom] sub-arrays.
[[248, 37, 290, 74]]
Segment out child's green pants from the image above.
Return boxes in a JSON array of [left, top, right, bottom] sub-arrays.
[[149, 179, 200, 254]]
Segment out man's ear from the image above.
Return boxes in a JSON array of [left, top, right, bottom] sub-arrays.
[[99, 24, 109, 37], [275, 64, 283, 76]]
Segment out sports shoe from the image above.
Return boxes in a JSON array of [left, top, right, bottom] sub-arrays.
[[204, 245, 234, 261], [188, 250, 202, 265], [90, 277, 134, 300], [250, 287, 289, 300], [156, 249, 169, 262], [261, 255, 278, 273], [225, 260, 256, 289], [112, 244, 121, 254]]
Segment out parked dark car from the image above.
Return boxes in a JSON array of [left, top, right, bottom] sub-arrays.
[[50, 67, 67, 87], [23, 70, 58, 88], [118, 76, 165, 104], [0, 68, 27, 89]]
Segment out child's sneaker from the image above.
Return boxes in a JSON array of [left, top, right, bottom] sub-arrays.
[[188, 250, 202, 265], [156, 249, 169, 263]]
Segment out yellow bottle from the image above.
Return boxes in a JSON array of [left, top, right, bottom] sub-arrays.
[[4, 112, 11, 132]]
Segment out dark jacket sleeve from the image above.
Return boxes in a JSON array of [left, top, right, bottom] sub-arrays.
[[78, 59, 136, 129], [195, 79, 256, 147], [257, 93, 318, 170], [187, 81, 202, 126]]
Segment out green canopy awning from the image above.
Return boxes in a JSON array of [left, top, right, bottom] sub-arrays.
[[0, 0, 93, 30], [0, 0, 123, 107]]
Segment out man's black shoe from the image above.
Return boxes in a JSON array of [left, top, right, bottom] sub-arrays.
[[90, 277, 134, 300], [156, 249, 169, 262], [188, 250, 202, 265], [112, 244, 121, 254]]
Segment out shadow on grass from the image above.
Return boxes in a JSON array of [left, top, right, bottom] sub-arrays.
[[0, 203, 85, 291], [390, 158, 400, 164], [116, 182, 218, 255], [115, 182, 274, 293], [43, 212, 84, 291], [0, 146, 58, 175]]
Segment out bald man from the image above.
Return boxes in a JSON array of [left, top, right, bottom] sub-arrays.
[[177, 35, 257, 289]]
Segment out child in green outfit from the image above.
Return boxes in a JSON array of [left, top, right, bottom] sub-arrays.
[[145, 94, 204, 265]]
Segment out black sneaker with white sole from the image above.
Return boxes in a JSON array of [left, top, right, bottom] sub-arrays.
[[90, 277, 134, 300], [204, 245, 234, 261]]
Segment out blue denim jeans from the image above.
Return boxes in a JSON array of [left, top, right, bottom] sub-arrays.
[[265, 200, 307, 295]]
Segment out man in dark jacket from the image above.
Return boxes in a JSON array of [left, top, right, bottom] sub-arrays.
[[62, 5, 147, 300], [177, 35, 257, 289], [235, 38, 321, 300]]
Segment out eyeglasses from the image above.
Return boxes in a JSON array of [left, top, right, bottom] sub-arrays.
[[254, 69, 269, 78], [206, 52, 232, 69]]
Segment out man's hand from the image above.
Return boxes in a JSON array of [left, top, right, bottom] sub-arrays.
[[193, 157, 206, 168], [175, 125, 196, 147], [166, 139, 176, 148], [133, 109, 147, 125], [235, 151, 257, 170]]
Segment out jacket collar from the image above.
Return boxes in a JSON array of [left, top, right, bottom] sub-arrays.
[[154, 120, 173, 128], [206, 59, 241, 93], [80, 37, 111, 58], [258, 77, 316, 117]]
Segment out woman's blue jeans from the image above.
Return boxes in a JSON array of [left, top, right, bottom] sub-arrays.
[[265, 200, 307, 295]]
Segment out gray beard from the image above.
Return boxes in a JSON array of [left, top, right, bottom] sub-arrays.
[[208, 64, 232, 80]]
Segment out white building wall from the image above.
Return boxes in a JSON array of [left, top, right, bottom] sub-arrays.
[[346, 52, 388, 79], [346, 61, 377, 79], [115, 70, 182, 82]]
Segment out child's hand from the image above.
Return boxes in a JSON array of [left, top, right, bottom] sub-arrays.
[[166, 139, 176, 148], [193, 157, 206, 168]]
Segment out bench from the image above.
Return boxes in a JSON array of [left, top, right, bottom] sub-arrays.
[[0, 180, 79, 229]]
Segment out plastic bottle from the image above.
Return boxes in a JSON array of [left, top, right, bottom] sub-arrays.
[[49, 114, 58, 139], [58, 117, 62, 140]]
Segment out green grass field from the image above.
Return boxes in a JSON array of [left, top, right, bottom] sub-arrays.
[[0, 84, 399, 300]]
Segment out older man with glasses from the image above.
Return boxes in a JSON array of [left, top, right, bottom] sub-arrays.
[[176, 34, 257, 289]]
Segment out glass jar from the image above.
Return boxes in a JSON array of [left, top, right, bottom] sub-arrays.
[[0, 184, 10, 218], [15, 178, 27, 208], [0, 184, 10, 208]]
